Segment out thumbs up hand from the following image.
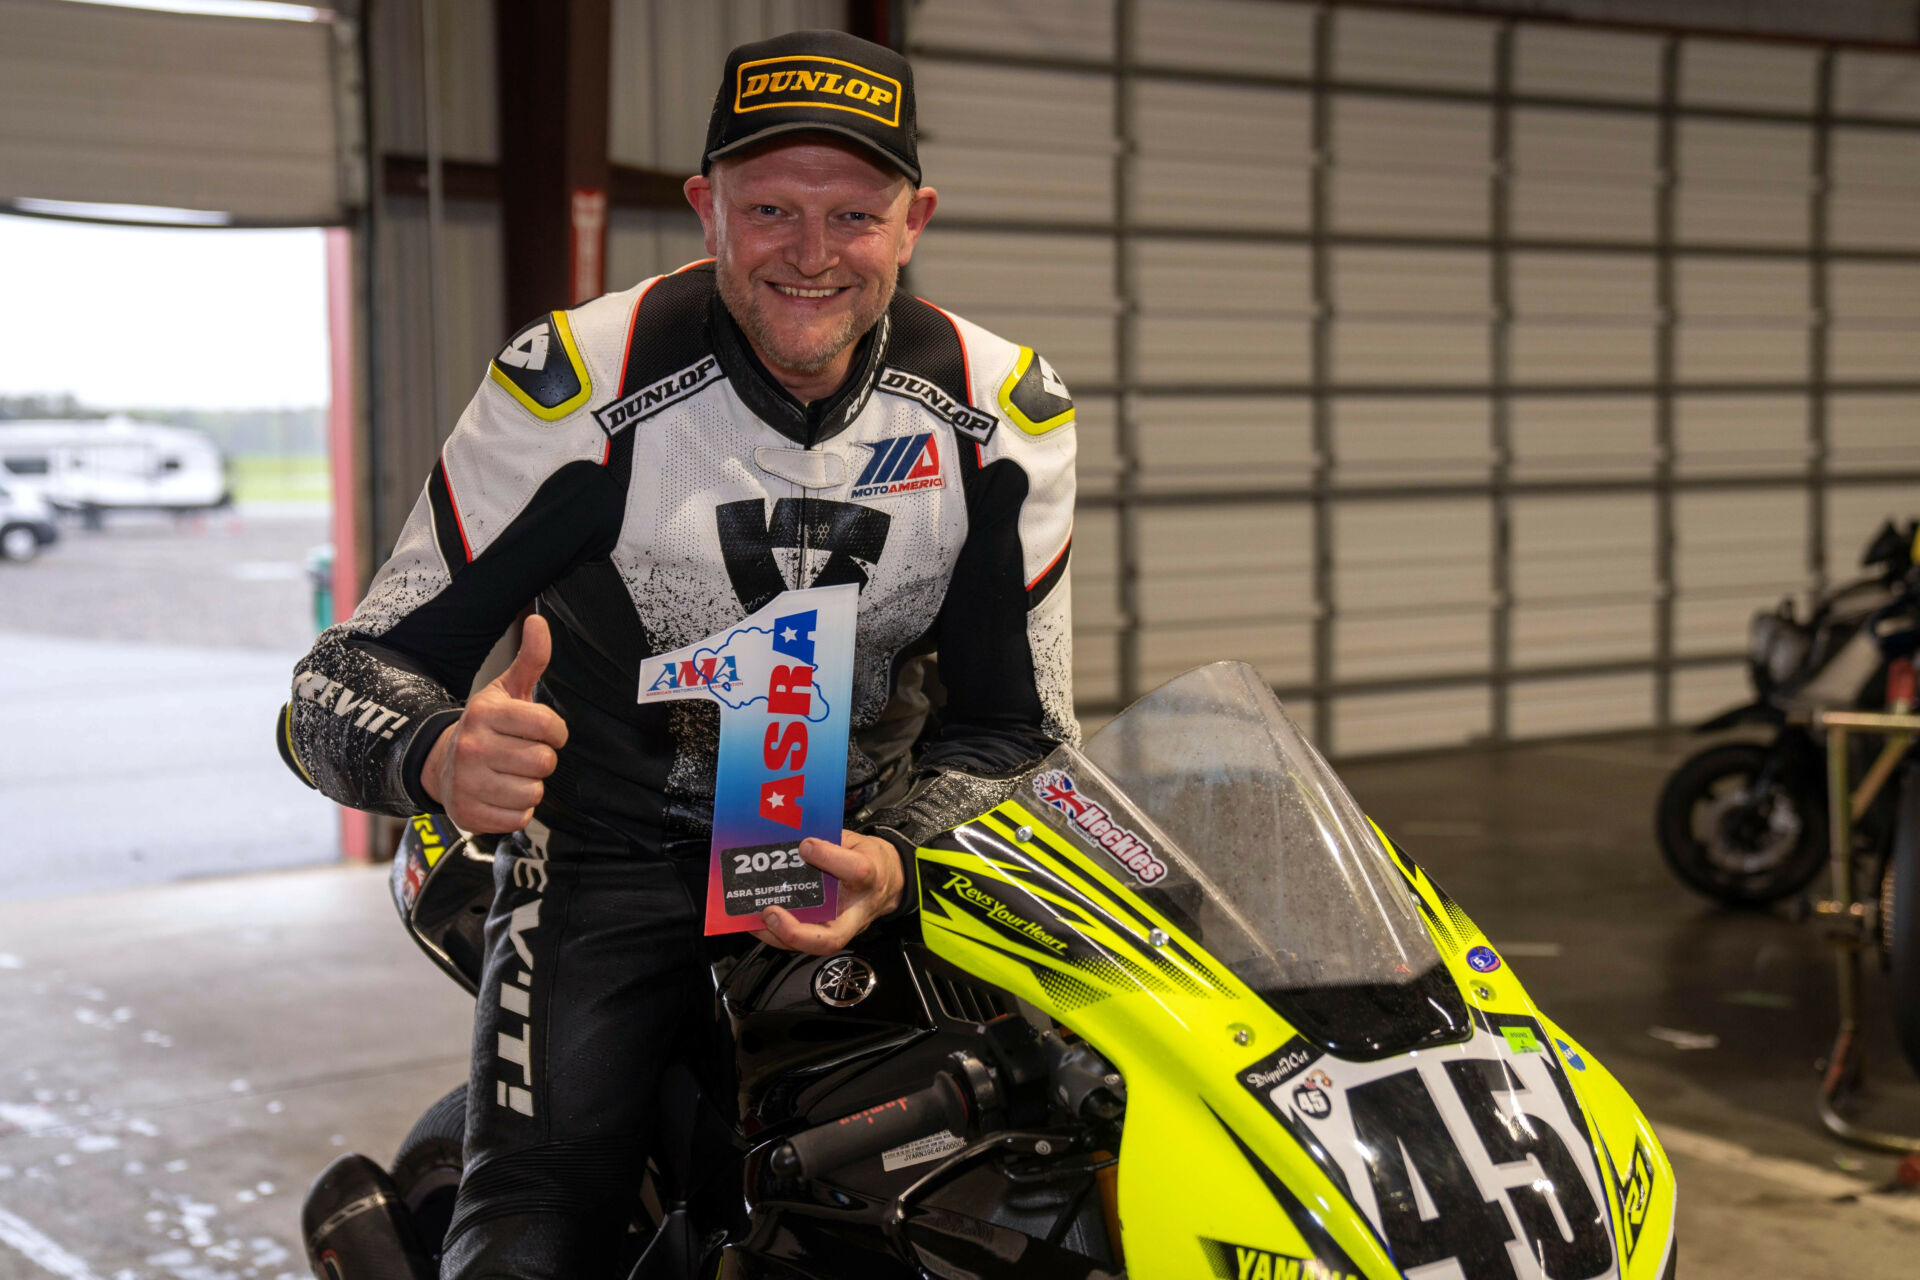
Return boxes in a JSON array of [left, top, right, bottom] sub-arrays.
[[422, 614, 570, 834]]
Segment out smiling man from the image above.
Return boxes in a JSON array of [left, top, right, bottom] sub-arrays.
[[277, 28, 1078, 1279]]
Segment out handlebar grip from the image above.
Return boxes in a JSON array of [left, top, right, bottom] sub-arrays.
[[770, 1073, 968, 1180]]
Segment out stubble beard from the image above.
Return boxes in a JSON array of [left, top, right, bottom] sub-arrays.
[[717, 254, 898, 377]]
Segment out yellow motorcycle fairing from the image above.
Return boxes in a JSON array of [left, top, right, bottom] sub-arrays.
[[915, 802, 1677, 1280]]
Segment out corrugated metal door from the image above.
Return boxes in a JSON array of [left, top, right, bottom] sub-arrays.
[[906, 0, 1920, 754]]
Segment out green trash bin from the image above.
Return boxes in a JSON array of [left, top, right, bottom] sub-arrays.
[[306, 543, 334, 633]]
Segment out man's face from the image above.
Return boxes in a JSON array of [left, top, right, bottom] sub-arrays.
[[686, 140, 936, 383]]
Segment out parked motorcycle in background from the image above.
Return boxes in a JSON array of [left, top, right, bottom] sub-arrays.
[[1656, 518, 1918, 906]]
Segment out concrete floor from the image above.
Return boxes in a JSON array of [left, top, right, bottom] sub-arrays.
[[2, 732, 1919, 1277]]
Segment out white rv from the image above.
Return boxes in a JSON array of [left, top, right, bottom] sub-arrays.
[[0, 417, 230, 516]]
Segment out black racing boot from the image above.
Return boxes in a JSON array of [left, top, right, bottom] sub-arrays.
[[301, 1153, 436, 1280]]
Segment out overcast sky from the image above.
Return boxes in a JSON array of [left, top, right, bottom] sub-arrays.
[[0, 215, 330, 411]]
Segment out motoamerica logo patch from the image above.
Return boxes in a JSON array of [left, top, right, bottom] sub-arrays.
[[1032, 769, 1167, 884], [734, 56, 902, 127], [851, 432, 943, 499]]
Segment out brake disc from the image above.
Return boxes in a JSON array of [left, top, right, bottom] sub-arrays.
[[1697, 785, 1801, 874]]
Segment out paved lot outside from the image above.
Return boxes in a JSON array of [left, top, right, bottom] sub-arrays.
[[0, 507, 338, 901]]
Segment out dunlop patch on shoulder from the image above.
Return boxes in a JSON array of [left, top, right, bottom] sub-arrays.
[[735, 56, 902, 127], [490, 311, 591, 421], [998, 347, 1074, 435], [594, 356, 723, 438], [878, 368, 997, 443]]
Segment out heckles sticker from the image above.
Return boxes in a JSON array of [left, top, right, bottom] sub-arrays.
[[1031, 769, 1167, 884], [715, 497, 892, 613]]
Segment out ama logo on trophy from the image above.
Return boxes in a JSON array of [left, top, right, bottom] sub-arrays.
[[636, 583, 858, 934]]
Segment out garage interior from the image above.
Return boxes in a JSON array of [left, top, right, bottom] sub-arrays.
[[4, 0, 1920, 1277]]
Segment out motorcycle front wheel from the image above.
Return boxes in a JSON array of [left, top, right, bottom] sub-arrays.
[[1656, 741, 1827, 906]]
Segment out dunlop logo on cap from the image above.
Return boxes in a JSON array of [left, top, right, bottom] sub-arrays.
[[734, 56, 902, 127]]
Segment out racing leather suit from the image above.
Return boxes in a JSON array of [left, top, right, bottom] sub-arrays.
[[277, 260, 1078, 1276]]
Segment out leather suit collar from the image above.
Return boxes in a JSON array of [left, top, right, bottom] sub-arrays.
[[707, 294, 890, 448]]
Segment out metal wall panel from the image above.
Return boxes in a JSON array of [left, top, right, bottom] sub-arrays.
[[1137, 505, 1315, 684], [1331, 96, 1491, 234], [1510, 673, 1656, 738], [909, 0, 1112, 56], [370, 0, 496, 159], [1830, 128, 1920, 249], [1511, 492, 1656, 667], [1826, 483, 1920, 576], [1510, 109, 1658, 239], [1069, 506, 1123, 707], [903, 0, 1920, 755], [1673, 394, 1808, 475], [915, 61, 1115, 221], [0, 0, 348, 222], [1133, 81, 1313, 229], [1334, 686, 1490, 756], [1834, 50, 1920, 120], [1512, 24, 1663, 101], [604, 208, 707, 295], [1829, 393, 1920, 471], [372, 197, 504, 553], [1333, 7, 1495, 90], [1681, 38, 1817, 110], [1134, 240, 1310, 384], [1136, 0, 1315, 76], [1513, 252, 1657, 316], [1828, 259, 1920, 379], [606, 0, 846, 171], [909, 233, 1117, 362], [1135, 395, 1315, 492], [1330, 499, 1491, 606], [1673, 487, 1807, 655], [1673, 662, 1751, 721], [1334, 399, 1490, 486], [1676, 120, 1811, 244], [1508, 397, 1658, 481], [1332, 249, 1489, 386]]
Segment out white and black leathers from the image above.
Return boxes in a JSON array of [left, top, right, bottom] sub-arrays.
[[280, 259, 1079, 862]]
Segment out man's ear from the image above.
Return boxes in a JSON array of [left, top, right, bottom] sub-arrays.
[[897, 186, 939, 267], [684, 173, 719, 256]]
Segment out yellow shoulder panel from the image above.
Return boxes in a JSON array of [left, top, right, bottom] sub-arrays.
[[488, 309, 593, 422], [997, 346, 1076, 435]]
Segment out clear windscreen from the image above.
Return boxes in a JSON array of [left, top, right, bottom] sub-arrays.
[[1072, 662, 1440, 998]]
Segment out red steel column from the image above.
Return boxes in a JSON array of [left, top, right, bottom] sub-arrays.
[[324, 223, 373, 863], [496, 0, 612, 322]]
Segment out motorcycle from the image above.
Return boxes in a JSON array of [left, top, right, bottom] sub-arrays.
[[302, 661, 1679, 1279], [1655, 518, 1918, 906]]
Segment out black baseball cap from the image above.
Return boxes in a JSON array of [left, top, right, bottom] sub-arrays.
[[703, 30, 921, 186]]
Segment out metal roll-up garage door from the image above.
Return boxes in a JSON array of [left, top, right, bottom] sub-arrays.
[[0, 0, 354, 225], [906, 0, 1920, 754]]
